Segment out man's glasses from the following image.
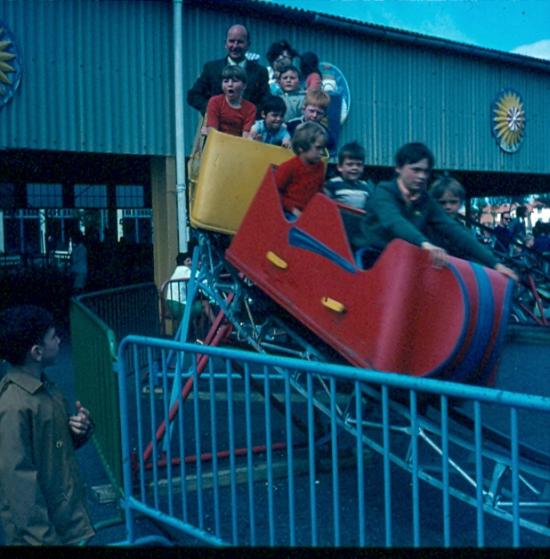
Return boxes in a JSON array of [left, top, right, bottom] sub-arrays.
[[275, 53, 292, 62]]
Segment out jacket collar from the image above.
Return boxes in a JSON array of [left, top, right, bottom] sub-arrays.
[[225, 56, 247, 68], [2, 367, 45, 395], [389, 178, 428, 210]]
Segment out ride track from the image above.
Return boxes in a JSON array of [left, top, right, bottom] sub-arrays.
[[146, 129, 550, 541]]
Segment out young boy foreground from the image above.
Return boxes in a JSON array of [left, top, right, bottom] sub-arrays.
[[0, 305, 95, 545]]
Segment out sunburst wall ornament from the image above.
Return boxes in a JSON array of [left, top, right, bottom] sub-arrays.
[[491, 89, 525, 153], [0, 21, 21, 109]]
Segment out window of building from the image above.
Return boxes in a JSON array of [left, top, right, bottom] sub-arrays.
[[0, 183, 16, 209], [116, 185, 144, 208], [117, 209, 152, 244], [75, 184, 107, 208], [27, 183, 63, 208]]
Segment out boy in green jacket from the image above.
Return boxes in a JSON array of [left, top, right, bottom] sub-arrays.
[[358, 142, 517, 281]]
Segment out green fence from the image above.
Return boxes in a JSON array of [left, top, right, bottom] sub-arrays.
[[70, 283, 160, 494]]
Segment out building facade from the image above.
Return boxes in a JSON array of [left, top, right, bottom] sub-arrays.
[[1, 0, 549, 284]]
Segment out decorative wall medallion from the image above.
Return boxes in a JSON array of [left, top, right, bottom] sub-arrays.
[[0, 21, 21, 109], [320, 61, 351, 124], [491, 89, 525, 153]]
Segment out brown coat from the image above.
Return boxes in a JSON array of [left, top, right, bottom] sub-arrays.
[[0, 368, 95, 545]]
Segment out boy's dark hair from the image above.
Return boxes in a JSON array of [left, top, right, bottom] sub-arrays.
[[176, 237, 198, 265], [261, 95, 286, 116], [395, 142, 434, 169], [291, 122, 327, 155], [338, 141, 365, 165], [221, 65, 247, 84], [300, 51, 320, 76], [430, 175, 465, 202], [266, 39, 298, 64], [277, 64, 301, 79], [0, 305, 54, 366]]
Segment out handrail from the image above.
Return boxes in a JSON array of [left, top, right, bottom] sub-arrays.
[[119, 334, 550, 413]]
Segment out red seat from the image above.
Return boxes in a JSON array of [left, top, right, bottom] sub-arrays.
[[226, 168, 512, 382]]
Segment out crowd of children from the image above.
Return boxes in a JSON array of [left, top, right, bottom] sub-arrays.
[[197, 34, 332, 148], [188, 28, 533, 284]]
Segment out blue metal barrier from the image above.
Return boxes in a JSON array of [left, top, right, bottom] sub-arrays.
[[116, 334, 550, 547]]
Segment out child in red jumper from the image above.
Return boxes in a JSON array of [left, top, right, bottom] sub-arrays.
[[274, 121, 327, 218], [201, 65, 257, 139]]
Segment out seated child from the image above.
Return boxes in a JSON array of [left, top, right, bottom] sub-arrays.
[[276, 64, 305, 122], [324, 141, 373, 209], [324, 141, 374, 247], [250, 95, 291, 147], [286, 90, 335, 152], [201, 65, 257, 139], [274, 121, 327, 218], [300, 51, 323, 92]]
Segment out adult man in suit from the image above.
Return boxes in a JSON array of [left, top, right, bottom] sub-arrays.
[[187, 24, 269, 115]]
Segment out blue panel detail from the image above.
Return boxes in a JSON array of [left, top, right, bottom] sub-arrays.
[[426, 262, 469, 378], [288, 227, 356, 274], [479, 279, 514, 384], [452, 263, 495, 383]]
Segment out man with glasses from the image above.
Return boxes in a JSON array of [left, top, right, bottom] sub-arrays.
[[266, 39, 299, 95]]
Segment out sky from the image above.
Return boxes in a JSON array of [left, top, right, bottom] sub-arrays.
[[267, 0, 550, 60]]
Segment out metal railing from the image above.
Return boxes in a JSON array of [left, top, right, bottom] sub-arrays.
[[116, 334, 550, 547], [70, 283, 161, 494], [77, 283, 160, 342], [70, 300, 122, 492]]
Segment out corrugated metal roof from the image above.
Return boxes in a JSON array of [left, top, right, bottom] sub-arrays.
[[186, 0, 550, 75], [182, 2, 550, 173], [0, 0, 174, 155], [1, 0, 548, 175]]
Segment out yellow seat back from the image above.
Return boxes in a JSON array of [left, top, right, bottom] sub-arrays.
[[189, 130, 293, 234]]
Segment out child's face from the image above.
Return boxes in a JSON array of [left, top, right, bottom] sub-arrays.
[[337, 157, 364, 183], [279, 70, 300, 93], [263, 111, 284, 132], [395, 158, 431, 201], [436, 190, 462, 217], [222, 77, 245, 102], [303, 104, 325, 122], [299, 136, 326, 165], [38, 326, 60, 366]]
